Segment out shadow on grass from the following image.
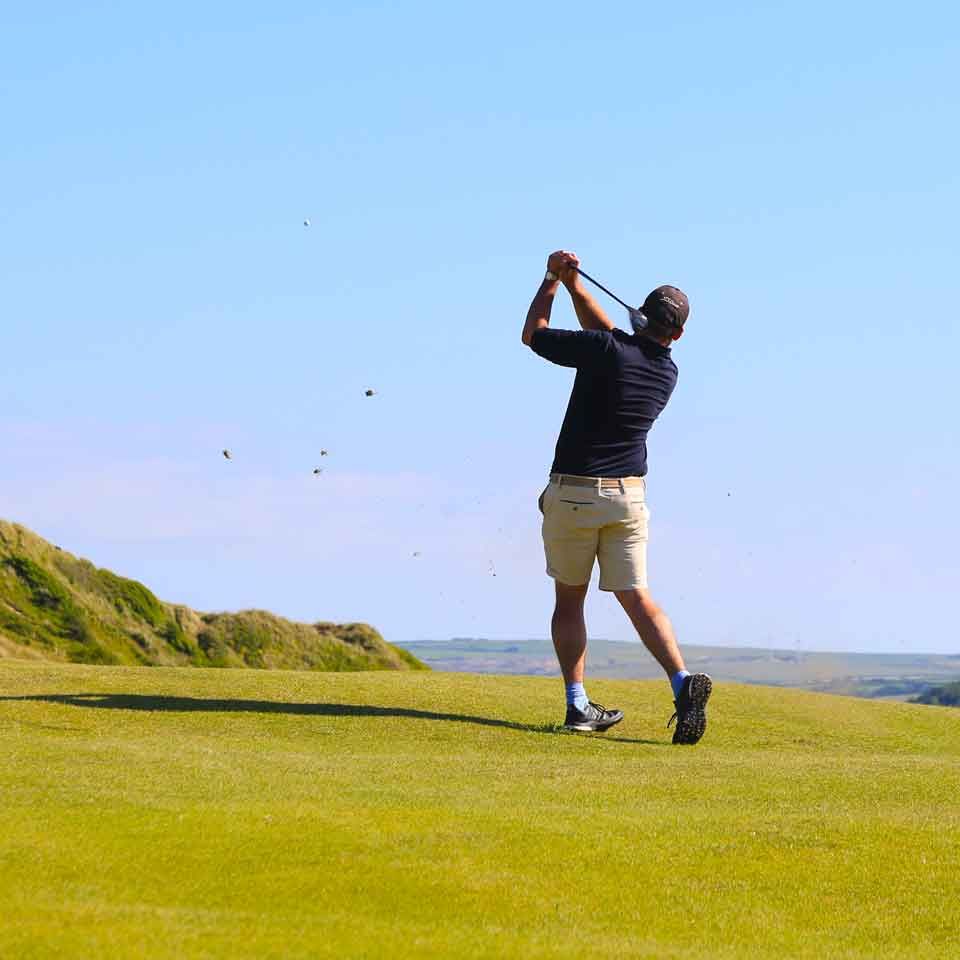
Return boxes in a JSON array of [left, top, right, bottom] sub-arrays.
[[0, 693, 663, 745]]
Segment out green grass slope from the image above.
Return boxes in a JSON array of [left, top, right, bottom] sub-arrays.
[[0, 520, 425, 672], [2, 661, 958, 959]]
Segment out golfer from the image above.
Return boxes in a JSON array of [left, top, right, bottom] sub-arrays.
[[522, 250, 712, 744]]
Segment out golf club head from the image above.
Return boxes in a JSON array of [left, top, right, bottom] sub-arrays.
[[628, 308, 648, 333]]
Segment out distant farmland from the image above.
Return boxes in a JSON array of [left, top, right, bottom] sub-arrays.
[[399, 638, 960, 700]]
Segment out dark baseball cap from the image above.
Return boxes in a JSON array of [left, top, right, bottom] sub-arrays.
[[642, 285, 689, 330]]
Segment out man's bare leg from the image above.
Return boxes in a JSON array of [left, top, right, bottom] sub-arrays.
[[615, 587, 712, 744], [613, 588, 685, 676], [551, 581, 589, 683], [553, 581, 624, 731]]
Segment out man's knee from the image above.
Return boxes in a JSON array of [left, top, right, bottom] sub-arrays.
[[554, 580, 588, 615], [615, 587, 661, 620]]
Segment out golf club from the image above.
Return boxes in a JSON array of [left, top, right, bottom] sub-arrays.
[[574, 267, 646, 328]]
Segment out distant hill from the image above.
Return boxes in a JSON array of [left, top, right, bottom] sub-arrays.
[[399, 638, 960, 700], [0, 520, 426, 672]]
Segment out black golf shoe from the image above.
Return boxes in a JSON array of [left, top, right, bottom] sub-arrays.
[[668, 673, 713, 745], [563, 701, 624, 732]]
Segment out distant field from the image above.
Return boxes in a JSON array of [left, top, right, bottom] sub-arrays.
[[400, 639, 960, 700], [2, 660, 959, 958]]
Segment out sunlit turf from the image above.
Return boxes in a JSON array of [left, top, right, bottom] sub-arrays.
[[2, 660, 958, 959]]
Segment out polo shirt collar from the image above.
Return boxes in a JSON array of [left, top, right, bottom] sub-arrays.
[[639, 336, 672, 357]]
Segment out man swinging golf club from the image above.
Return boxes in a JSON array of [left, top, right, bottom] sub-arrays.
[[522, 250, 712, 744]]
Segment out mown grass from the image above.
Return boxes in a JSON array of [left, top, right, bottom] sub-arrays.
[[1, 661, 958, 959]]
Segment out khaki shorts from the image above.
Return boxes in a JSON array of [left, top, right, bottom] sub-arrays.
[[538, 474, 649, 591]]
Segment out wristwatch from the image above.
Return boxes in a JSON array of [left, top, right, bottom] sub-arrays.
[[544, 270, 559, 282]]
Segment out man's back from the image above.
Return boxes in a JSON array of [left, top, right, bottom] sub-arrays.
[[530, 326, 678, 478]]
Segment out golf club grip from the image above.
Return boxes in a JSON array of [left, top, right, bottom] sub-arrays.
[[574, 268, 634, 313]]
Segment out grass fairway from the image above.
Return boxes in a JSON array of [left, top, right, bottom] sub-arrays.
[[2, 661, 958, 959]]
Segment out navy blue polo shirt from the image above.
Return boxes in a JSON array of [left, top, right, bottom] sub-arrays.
[[530, 327, 678, 478]]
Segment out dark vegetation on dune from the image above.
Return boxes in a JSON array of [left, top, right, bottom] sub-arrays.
[[912, 681, 960, 707], [0, 520, 426, 672]]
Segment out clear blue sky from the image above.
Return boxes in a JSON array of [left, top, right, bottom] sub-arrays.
[[2, 2, 958, 653]]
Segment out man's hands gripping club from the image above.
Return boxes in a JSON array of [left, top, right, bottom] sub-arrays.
[[547, 250, 579, 285], [523, 250, 616, 346], [552, 250, 616, 334]]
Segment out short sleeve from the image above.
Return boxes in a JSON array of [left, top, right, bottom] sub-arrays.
[[529, 328, 614, 370]]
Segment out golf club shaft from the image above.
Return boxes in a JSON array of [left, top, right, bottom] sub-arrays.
[[574, 267, 634, 313]]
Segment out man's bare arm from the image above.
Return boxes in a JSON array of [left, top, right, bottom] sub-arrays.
[[567, 278, 615, 332], [521, 277, 560, 346], [557, 251, 615, 332], [522, 252, 569, 346]]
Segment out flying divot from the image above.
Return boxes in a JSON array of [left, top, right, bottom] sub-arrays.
[[413, 551, 421, 558], [222, 450, 232, 460], [320, 449, 329, 457], [313, 468, 323, 475], [303, 218, 311, 227], [364, 388, 376, 397]]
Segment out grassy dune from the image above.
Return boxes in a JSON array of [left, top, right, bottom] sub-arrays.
[[0, 520, 423, 672], [2, 660, 958, 959]]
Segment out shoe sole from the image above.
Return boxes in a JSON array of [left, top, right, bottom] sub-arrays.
[[563, 713, 624, 733], [672, 674, 712, 745]]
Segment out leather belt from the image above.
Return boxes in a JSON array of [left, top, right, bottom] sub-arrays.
[[550, 473, 645, 489]]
